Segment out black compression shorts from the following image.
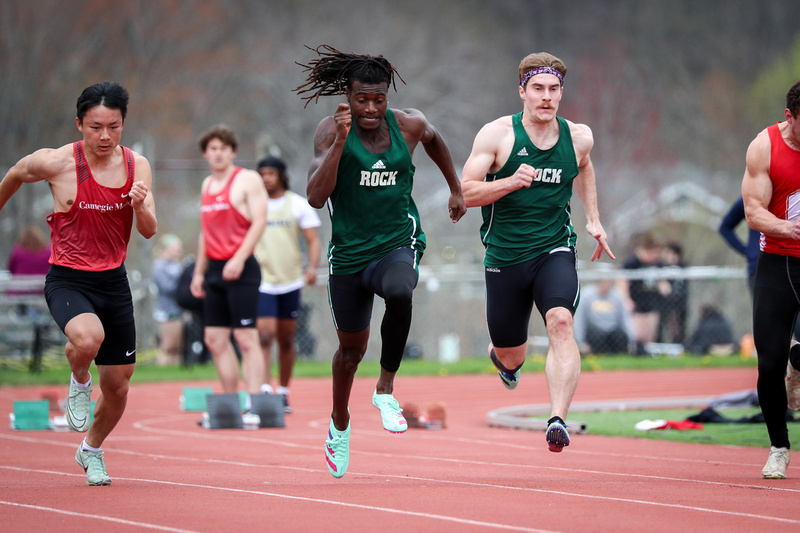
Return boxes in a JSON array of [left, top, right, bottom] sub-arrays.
[[44, 264, 137, 365], [485, 249, 579, 348], [327, 247, 418, 333]]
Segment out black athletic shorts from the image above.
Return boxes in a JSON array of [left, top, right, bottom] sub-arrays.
[[203, 255, 261, 328], [44, 264, 137, 365], [485, 248, 579, 348], [327, 247, 419, 333]]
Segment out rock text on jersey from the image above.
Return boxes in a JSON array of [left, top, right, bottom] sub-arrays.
[[360, 170, 398, 187], [534, 168, 562, 183]]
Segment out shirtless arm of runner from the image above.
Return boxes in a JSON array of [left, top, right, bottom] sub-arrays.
[[0, 148, 64, 213], [302, 226, 321, 286], [130, 153, 157, 239], [412, 110, 466, 223], [307, 104, 351, 208], [461, 118, 536, 208], [570, 122, 614, 261], [191, 232, 208, 299], [223, 170, 267, 281], [742, 127, 800, 240]]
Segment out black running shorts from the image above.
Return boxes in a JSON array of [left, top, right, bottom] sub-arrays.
[[44, 264, 137, 365]]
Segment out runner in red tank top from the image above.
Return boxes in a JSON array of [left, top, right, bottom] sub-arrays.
[[742, 79, 800, 480], [0, 81, 157, 486], [191, 124, 267, 397]]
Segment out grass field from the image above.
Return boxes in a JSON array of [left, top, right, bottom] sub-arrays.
[[0, 347, 758, 386], [1, 348, 782, 449], [573, 408, 798, 448]]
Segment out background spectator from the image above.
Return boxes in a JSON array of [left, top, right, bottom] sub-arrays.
[[618, 233, 670, 354], [659, 241, 689, 345], [151, 234, 185, 366], [685, 304, 738, 355], [574, 278, 634, 355]]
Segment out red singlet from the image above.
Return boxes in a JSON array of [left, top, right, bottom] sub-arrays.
[[762, 122, 800, 258], [47, 141, 134, 271], [200, 167, 252, 260]]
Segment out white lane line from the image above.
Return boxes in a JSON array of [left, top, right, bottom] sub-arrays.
[[0, 499, 200, 533], [0, 467, 556, 533], [2, 432, 798, 496]]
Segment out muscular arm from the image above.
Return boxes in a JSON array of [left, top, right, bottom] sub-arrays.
[[306, 104, 351, 208], [571, 122, 614, 261], [130, 154, 157, 239], [461, 118, 535, 207], [0, 148, 64, 213], [224, 170, 268, 280], [409, 109, 465, 222], [742, 127, 800, 239]]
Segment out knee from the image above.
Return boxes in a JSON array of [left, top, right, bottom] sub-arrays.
[[258, 328, 275, 349], [69, 329, 104, 358], [204, 331, 229, 354], [232, 329, 259, 354], [384, 286, 413, 312], [545, 308, 574, 340]]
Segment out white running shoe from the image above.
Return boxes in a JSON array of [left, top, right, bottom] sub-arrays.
[[762, 446, 790, 479], [75, 444, 111, 486], [65, 375, 92, 432]]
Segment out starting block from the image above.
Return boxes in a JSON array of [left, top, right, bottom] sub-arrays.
[[11, 400, 50, 430], [249, 393, 285, 428], [181, 387, 214, 412], [204, 394, 244, 429]]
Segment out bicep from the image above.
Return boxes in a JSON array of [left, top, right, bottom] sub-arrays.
[[462, 128, 500, 183], [742, 138, 772, 211]]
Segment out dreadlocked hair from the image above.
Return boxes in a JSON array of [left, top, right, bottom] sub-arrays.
[[294, 44, 405, 108]]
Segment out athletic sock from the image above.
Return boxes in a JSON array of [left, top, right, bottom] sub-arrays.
[[277, 386, 289, 396], [71, 374, 91, 388], [81, 439, 101, 453]]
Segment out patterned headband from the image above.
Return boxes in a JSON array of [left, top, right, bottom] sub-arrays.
[[519, 67, 564, 87]]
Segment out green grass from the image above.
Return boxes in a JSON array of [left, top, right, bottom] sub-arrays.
[[571, 408, 797, 449], [0, 348, 757, 387]]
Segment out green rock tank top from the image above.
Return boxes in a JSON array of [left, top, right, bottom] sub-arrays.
[[327, 109, 426, 275], [480, 114, 579, 267]]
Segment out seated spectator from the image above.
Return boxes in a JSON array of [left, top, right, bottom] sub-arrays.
[[574, 278, 635, 355], [686, 305, 738, 355], [7, 224, 51, 314]]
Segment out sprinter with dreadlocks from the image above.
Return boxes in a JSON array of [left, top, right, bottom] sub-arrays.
[[296, 45, 466, 478]]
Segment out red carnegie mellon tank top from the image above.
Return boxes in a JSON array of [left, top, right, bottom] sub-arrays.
[[47, 141, 135, 271], [200, 167, 252, 261], [763, 122, 800, 258]]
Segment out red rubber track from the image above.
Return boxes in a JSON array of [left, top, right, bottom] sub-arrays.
[[1, 366, 798, 532]]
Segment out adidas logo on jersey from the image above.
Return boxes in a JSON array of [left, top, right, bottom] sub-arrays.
[[516, 147, 529, 157], [371, 160, 386, 170]]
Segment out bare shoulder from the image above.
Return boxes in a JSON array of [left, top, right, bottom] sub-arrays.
[[24, 144, 75, 181], [565, 119, 594, 156], [480, 115, 513, 136], [393, 107, 427, 130], [745, 126, 772, 168]]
